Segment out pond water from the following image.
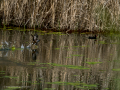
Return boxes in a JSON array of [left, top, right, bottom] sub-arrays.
[[0, 30, 120, 90]]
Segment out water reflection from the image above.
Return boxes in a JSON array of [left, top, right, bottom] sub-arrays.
[[0, 30, 119, 90], [32, 49, 39, 60]]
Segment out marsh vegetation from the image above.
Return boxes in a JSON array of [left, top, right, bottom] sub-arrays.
[[0, 0, 120, 89], [0, 0, 120, 32]]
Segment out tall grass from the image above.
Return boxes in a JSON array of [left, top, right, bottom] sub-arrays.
[[0, 0, 120, 31]]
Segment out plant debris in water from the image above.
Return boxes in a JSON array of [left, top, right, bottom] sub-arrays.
[[46, 81, 98, 89], [3, 76, 18, 79], [112, 69, 120, 71], [86, 62, 102, 65], [39, 63, 90, 70]]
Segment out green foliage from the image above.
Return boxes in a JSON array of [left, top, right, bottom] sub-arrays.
[[4, 76, 18, 79], [46, 81, 98, 89], [86, 62, 102, 65], [11, 46, 15, 50], [112, 69, 120, 71]]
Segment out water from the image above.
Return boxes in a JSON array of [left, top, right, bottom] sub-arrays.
[[0, 30, 119, 90]]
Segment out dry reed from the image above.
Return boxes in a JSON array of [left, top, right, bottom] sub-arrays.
[[0, 0, 120, 31]]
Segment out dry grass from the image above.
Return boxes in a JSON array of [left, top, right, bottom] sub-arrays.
[[0, 0, 120, 31]]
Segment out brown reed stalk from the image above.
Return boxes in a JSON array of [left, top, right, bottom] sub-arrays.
[[0, 0, 120, 31]]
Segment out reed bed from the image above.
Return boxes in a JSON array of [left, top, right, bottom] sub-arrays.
[[0, 0, 120, 31]]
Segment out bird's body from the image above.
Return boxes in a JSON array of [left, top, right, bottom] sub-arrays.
[[88, 35, 97, 39]]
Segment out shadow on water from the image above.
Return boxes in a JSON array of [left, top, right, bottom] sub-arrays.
[[0, 30, 120, 90]]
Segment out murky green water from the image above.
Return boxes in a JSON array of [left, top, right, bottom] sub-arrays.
[[0, 30, 119, 90]]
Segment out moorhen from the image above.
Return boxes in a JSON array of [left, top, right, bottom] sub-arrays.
[[88, 35, 97, 39]]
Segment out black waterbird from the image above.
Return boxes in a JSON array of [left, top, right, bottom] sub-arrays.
[[88, 35, 97, 39]]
